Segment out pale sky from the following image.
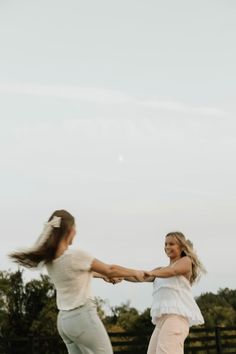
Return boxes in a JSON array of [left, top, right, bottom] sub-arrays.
[[0, 0, 236, 312]]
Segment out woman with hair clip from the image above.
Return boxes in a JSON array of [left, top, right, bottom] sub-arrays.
[[118, 231, 205, 354], [9, 209, 145, 354]]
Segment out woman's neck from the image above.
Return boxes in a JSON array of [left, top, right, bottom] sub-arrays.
[[55, 240, 69, 258]]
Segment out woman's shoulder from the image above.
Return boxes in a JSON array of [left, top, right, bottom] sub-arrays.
[[51, 247, 88, 263], [69, 247, 93, 258], [170, 256, 192, 270], [174, 256, 192, 264]]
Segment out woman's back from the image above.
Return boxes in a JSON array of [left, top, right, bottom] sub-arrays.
[[46, 248, 94, 310]]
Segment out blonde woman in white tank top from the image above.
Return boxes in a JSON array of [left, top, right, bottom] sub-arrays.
[[122, 231, 205, 354]]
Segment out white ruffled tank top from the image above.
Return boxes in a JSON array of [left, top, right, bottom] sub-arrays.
[[150, 275, 204, 327]]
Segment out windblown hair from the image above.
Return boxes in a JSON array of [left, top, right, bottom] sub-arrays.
[[9, 209, 75, 268], [166, 231, 206, 284]]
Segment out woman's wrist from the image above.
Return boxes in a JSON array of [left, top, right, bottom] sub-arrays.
[[134, 270, 145, 281]]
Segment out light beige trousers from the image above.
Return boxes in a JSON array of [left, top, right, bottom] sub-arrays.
[[147, 314, 189, 354]]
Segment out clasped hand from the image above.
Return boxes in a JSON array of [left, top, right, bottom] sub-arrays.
[[103, 270, 153, 284], [103, 277, 123, 284]]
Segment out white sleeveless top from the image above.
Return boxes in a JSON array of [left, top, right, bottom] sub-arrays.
[[150, 275, 204, 327]]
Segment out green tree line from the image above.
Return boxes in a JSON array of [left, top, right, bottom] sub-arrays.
[[1, 269, 236, 340]]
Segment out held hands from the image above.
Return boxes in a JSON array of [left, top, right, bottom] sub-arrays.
[[126, 270, 147, 282], [102, 270, 155, 283], [135, 270, 146, 282], [103, 277, 123, 284], [102, 270, 146, 284], [144, 270, 154, 279], [143, 267, 163, 280]]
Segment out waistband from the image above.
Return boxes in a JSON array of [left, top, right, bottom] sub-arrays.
[[59, 299, 96, 313]]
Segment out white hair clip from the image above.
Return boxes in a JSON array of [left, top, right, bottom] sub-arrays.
[[46, 215, 61, 228], [33, 215, 62, 249]]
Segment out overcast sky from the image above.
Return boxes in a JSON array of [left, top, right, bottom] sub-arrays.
[[0, 0, 236, 312]]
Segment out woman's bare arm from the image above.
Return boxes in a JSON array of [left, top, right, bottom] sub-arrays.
[[91, 259, 145, 281], [145, 257, 191, 278], [123, 267, 162, 282]]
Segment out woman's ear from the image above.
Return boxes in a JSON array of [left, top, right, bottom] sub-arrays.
[[67, 227, 76, 245]]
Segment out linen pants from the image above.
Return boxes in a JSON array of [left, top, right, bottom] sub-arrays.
[[147, 314, 189, 354], [57, 301, 113, 354]]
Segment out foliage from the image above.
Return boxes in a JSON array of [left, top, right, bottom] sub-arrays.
[[196, 289, 236, 327], [0, 269, 57, 339], [0, 269, 236, 343]]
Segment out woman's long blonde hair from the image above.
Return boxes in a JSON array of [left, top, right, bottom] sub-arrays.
[[9, 209, 75, 268], [166, 231, 206, 284]]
